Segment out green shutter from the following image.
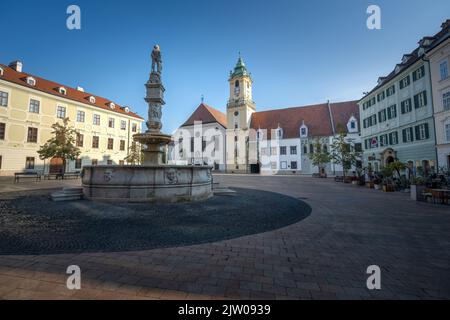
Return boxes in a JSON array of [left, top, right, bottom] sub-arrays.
[[410, 128, 415, 141], [423, 91, 427, 106], [425, 123, 429, 139], [393, 105, 397, 118], [401, 102, 405, 114], [387, 107, 391, 119], [388, 133, 393, 145], [402, 129, 407, 142], [414, 95, 419, 109], [413, 70, 417, 81]]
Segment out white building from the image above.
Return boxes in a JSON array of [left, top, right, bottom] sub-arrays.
[[426, 20, 450, 171]]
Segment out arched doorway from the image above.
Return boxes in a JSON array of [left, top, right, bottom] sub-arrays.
[[381, 148, 396, 166], [49, 157, 64, 174], [386, 156, 395, 165]]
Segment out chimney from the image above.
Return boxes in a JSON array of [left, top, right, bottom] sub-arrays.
[[76, 86, 84, 92], [9, 61, 23, 72]]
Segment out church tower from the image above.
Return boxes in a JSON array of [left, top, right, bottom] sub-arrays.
[[226, 55, 256, 172]]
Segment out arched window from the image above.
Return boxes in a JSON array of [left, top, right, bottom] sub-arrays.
[[26, 77, 36, 86], [0, 67, 3, 77], [235, 80, 239, 87], [300, 122, 308, 138], [89, 96, 96, 104]]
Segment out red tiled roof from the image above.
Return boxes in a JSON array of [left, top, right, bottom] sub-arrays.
[[329, 100, 360, 132], [0, 63, 143, 120], [250, 101, 359, 139], [181, 103, 227, 128]]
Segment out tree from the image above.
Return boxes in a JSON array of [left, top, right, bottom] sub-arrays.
[[124, 141, 143, 165], [37, 118, 81, 174], [387, 161, 406, 178], [308, 138, 331, 174], [330, 132, 361, 178]]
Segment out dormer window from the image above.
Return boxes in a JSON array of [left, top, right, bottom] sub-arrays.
[[0, 67, 3, 77], [347, 116, 358, 133], [402, 54, 412, 64], [300, 122, 308, 138], [395, 65, 401, 74], [377, 77, 386, 86], [418, 47, 425, 56], [58, 87, 67, 95], [89, 96, 96, 104], [26, 77, 36, 86], [257, 129, 263, 140], [108, 102, 115, 109], [276, 126, 283, 139], [124, 107, 130, 113]]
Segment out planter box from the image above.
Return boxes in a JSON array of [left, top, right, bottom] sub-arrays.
[[410, 184, 426, 201], [366, 182, 374, 189], [374, 184, 381, 190], [383, 185, 395, 192], [352, 181, 358, 185]]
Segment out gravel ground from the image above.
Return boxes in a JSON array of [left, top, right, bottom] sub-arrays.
[[0, 187, 311, 255]]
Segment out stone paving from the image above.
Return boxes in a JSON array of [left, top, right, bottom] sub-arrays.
[[0, 174, 449, 300]]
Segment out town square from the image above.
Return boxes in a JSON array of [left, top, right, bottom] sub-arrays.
[[0, 0, 450, 304]]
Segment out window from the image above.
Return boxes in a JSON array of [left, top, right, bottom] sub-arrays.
[[440, 61, 448, 80], [303, 145, 307, 154], [413, 65, 425, 81], [291, 161, 298, 170], [442, 91, 450, 111], [414, 91, 427, 109], [386, 85, 395, 97], [354, 143, 362, 152], [389, 132, 398, 145], [107, 138, 114, 150], [92, 136, 99, 148], [401, 99, 412, 114], [77, 110, 85, 122], [0, 122, 5, 140], [0, 67, 3, 77], [57, 106, 66, 119], [277, 129, 283, 139], [0, 91, 8, 107], [26, 77, 36, 86], [119, 160, 125, 166], [107, 160, 113, 165], [92, 159, 98, 166], [350, 121, 356, 129], [108, 118, 115, 128], [290, 146, 297, 155], [25, 157, 35, 169], [271, 162, 277, 170], [93, 114, 101, 125], [120, 120, 126, 130], [378, 109, 387, 123], [120, 140, 126, 151], [27, 127, 38, 143], [59, 87, 67, 95], [76, 133, 84, 147], [446, 124, 450, 142], [280, 146, 287, 155], [377, 91, 385, 102], [132, 123, 137, 132], [387, 105, 397, 119], [309, 144, 314, 154], [280, 161, 287, 169], [190, 137, 194, 152], [402, 127, 414, 143], [270, 147, 277, 156], [89, 96, 96, 104], [399, 75, 410, 89], [379, 134, 388, 147], [75, 159, 82, 169], [415, 123, 429, 141], [29, 99, 40, 113]]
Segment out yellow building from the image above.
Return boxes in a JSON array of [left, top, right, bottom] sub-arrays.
[[0, 61, 144, 176]]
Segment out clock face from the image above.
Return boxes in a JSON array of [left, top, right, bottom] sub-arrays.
[[234, 86, 240, 96]]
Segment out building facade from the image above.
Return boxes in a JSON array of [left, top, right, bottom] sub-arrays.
[[170, 103, 227, 170], [0, 61, 144, 176], [170, 57, 361, 175], [426, 20, 450, 171], [358, 34, 444, 175]]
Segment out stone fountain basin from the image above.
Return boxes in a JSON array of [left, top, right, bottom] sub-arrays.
[[82, 165, 213, 202]]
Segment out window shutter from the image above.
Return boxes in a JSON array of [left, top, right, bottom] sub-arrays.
[[387, 107, 391, 119], [410, 128, 415, 141], [413, 71, 417, 81], [388, 133, 392, 145], [378, 112, 381, 123], [414, 126, 420, 140], [423, 91, 427, 106], [414, 95, 419, 109], [425, 123, 429, 139], [393, 105, 397, 118], [401, 102, 405, 114], [402, 129, 407, 142]]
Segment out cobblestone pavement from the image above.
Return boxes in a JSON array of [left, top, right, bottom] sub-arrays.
[[0, 175, 449, 300]]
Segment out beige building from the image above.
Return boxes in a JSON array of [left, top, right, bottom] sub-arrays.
[[426, 20, 450, 170], [0, 61, 144, 176]]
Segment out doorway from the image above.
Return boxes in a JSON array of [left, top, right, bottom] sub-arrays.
[[49, 157, 64, 174]]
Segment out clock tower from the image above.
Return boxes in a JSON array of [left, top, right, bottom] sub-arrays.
[[226, 55, 256, 172]]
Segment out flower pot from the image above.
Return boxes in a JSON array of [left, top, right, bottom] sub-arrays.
[[374, 184, 381, 190], [366, 182, 374, 189], [383, 185, 394, 192], [410, 184, 425, 201]]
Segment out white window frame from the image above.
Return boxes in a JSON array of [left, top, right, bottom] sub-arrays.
[[93, 114, 101, 125], [440, 60, 449, 81], [445, 123, 450, 142], [76, 110, 86, 123], [120, 120, 127, 130], [56, 105, 66, 119], [28, 97, 41, 114], [26, 77, 36, 86], [0, 88, 9, 107], [89, 96, 96, 104], [108, 117, 115, 128], [443, 91, 450, 111]]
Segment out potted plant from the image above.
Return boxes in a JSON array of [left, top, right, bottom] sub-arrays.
[[410, 176, 426, 201], [380, 167, 395, 192], [373, 177, 382, 190]]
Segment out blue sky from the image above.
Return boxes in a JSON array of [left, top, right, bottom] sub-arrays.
[[1, 0, 449, 133]]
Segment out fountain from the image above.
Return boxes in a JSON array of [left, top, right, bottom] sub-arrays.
[[82, 45, 213, 202]]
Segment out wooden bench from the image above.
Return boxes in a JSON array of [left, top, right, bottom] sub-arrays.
[[14, 171, 42, 183]]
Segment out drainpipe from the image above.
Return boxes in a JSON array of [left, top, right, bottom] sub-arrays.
[[327, 100, 337, 174], [421, 55, 439, 171]]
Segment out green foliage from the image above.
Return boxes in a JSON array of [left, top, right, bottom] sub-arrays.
[[386, 161, 406, 178], [330, 132, 361, 177], [308, 138, 331, 173], [37, 118, 81, 173], [124, 142, 143, 165]]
